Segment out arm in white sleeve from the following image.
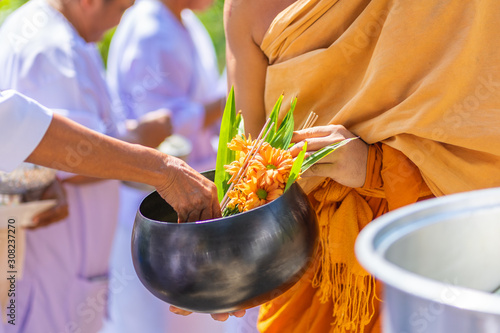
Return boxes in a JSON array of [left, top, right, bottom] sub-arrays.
[[0, 90, 53, 172], [13, 45, 119, 179]]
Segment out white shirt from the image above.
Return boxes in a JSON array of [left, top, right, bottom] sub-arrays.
[[107, 0, 226, 171], [0, 2, 120, 332], [0, 0, 123, 138], [0, 90, 52, 172]]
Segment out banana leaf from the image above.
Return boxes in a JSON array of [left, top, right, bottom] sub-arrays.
[[301, 137, 358, 173], [264, 94, 283, 142], [285, 141, 307, 192], [214, 87, 237, 201], [236, 111, 245, 136], [268, 97, 296, 150]]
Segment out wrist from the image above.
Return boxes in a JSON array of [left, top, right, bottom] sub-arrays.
[[145, 150, 175, 190]]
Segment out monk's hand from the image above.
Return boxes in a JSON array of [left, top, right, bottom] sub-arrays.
[[155, 156, 221, 223], [169, 305, 246, 321], [29, 178, 69, 229], [289, 124, 369, 188]]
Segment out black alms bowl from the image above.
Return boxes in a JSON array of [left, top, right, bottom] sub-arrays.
[[131, 170, 318, 313]]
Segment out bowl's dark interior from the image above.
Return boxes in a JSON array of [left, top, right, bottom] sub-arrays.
[[139, 191, 178, 222], [140, 170, 216, 222]]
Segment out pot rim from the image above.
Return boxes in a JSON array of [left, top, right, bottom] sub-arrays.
[[138, 180, 306, 225], [355, 187, 500, 316]]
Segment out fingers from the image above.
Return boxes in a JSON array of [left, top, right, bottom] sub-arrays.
[[198, 208, 212, 223], [29, 203, 69, 229], [169, 305, 244, 323], [29, 179, 69, 229], [210, 310, 246, 321], [176, 185, 219, 223], [157, 157, 223, 223], [186, 209, 202, 223], [211, 313, 230, 321], [211, 186, 222, 219], [230, 309, 246, 317], [288, 140, 307, 157], [169, 306, 192, 316], [291, 125, 338, 143], [290, 125, 353, 157]]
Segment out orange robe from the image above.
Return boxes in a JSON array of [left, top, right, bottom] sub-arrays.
[[257, 0, 500, 332]]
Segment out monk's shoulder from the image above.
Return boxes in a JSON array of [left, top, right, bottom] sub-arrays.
[[225, 0, 299, 45]]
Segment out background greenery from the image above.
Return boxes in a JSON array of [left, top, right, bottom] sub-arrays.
[[0, 0, 226, 71]]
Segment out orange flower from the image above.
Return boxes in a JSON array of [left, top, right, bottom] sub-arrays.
[[227, 134, 253, 155], [225, 134, 254, 179], [237, 176, 283, 211], [224, 157, 244, 178], [247, 144, 293, 187], [225, 188, 246, 213], [223, 135, 294, 214]]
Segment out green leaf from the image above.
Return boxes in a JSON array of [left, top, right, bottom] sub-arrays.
[[285, 141, 307, 192], [264, 94, 283, 142], [235, 111, 245, 136], [268, 97, 296, 150], [214, 87, 237, 201], [301, 137, 358, 173]]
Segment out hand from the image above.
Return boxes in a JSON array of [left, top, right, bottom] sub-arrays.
[[127, 109, 173, 148], [289, 125, 369, 188], [29, 178, 69, 229], [169, 305, 246, 322], [203, 97, 225, 128], [155, 156, 222, 222]]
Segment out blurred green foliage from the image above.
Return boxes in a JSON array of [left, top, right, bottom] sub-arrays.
[[0, 0, 226, 71], [0, 0, 27, 23], [196, 0, 226, 72]]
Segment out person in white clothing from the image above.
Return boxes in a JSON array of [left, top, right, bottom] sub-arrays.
[[0, 89, 223, 333], [0, 89, 220, 220], [102, 0, 251, 332], [0, 89, 220, 219], [0, 0, 172, 331], [0, 0, 242, 330], [0, 91, 52, 173]]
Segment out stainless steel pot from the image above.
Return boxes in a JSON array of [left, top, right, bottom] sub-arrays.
[[132, 170, 318, 313], [356, 187, 500, 333]]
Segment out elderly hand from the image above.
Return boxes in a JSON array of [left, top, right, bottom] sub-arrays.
[[289, 124, 369, 188], [169, 305, 246, 321], [155, 156, 221, 222], [29, 178, 69, 229]]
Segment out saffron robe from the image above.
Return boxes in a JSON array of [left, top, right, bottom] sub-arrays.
[[257, 0, 500, 332]]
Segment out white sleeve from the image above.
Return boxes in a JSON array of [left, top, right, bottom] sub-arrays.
[[0, 90, 53, 172]]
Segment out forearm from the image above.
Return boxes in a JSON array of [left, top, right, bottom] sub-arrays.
[[225, 0, 268, 138], [203, 98, 224, 128], [26, 113, 168, 187], [26, 114, 221, 222], [119, 110, 172, 148]]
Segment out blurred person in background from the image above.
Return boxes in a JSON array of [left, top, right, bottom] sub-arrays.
[[0, 0, 175, 331], [102, 0, 256, 332]]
